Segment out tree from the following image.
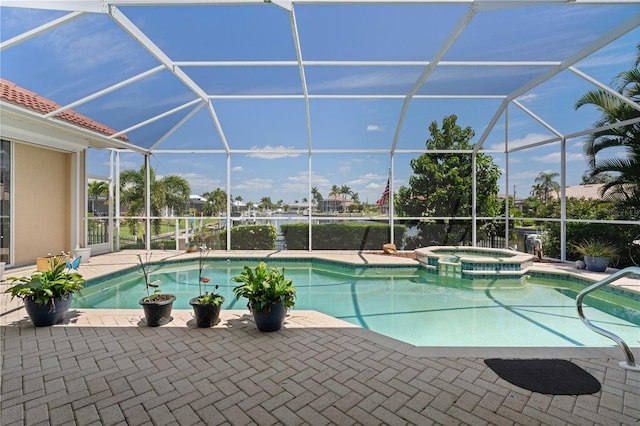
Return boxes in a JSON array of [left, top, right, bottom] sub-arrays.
[[339, 185, 352, 212], [88, 180, 109, 216], [260, 196, 273, 211], [120, 165, 191, 236], [162, 175, 191, 215], [395, 115, 501, 246], [581, 172, 614, 185], [311, 187, 323, 203], [575, 44, 640, 210], [202, 188, 227, 216], [531, 171, 560, 205]]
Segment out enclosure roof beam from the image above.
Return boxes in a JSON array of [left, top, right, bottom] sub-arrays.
[[148, 101, 207, 152], [206, 100, 231, 154], [110, 99, 202, 140], [474, 12, 640, 153], [288, 5, 313, 153], [174, 60, 562, 67], [2, 0, 635, 10], [108, 5, 233, 153], [512, 100, 563, 138], [44, 66, 166, 119], [390, 3, 478, 154], [0, 12, 86, 51], [570, 66, 640, 113]]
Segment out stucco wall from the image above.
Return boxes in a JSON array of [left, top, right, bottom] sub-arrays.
[[14, 143, 71, 265]]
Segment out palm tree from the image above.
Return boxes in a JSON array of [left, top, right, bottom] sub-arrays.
[[202, 188, 227, 216], [120, 166, 191, 236], [339, 185, 352, 212], [311, 187, 323, 203], [575, 44, 640, 209], [162, 175, 191, 216], [533, 172, 560, 204], [88, 180, 109, 216], [260, 196, 273, 212]]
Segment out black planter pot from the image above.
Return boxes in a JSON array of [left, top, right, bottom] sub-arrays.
[[251, 302, 287, 332], [584, 256, 609, 272], [190, 296, 223, 328], [139, 295, 176, 327], [23, 296, 73, 327]]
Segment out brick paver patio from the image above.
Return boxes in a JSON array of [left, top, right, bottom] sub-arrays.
[[1, 251, 639, 425]]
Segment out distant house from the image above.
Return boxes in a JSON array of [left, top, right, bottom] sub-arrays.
[[552, 184, 606, 200], [287, 202, 313, 214], [189, 195, 207, 213], [550, 184, 635, 201], [497, 193, 525, 209], [318, 195, 353, 213]]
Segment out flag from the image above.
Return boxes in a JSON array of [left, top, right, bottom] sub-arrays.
[[376, 179, 390, 206]]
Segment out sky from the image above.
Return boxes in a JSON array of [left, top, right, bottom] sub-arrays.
[[1, 2, 639, 206]]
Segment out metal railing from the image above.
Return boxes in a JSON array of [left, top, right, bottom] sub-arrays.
[[576, 267, 640, 372]]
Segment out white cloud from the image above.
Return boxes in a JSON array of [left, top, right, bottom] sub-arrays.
[[310, 70, 417, 92], [173, 173, 222, 196], [44, 15, 141, 74], [487, 133, 555, 151], [512, 170, 542, 180], [246, 145, 301, 159], [367, 124, 384, 132], [114, 160, 139, 170], [532, 152, 585, 163], [232, 166, 244, 172], [339, 165, 351, 174], [233, 177, 273, 191], [516, 93, 538, 104], [347, 172, 388, 187]]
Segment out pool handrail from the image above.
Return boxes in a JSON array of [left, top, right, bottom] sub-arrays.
[[576, 266, 640, 372]]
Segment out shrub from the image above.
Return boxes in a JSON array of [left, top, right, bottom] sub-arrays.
[[281, 223, 406, 250], [219, 224, 277, 250]]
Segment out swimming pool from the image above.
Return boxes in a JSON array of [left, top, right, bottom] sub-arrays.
[[74, 259, 640, 347]]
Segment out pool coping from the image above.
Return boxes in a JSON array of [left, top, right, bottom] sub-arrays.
[[2, 250, 638, 359]]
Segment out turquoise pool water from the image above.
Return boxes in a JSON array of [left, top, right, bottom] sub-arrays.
[[74, 260, 640, 347]]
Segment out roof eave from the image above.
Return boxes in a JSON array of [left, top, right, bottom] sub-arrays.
[[0, 102, 145, 154]]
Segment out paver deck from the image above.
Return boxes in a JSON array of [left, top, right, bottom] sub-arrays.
[[1, 251, 639, 425]]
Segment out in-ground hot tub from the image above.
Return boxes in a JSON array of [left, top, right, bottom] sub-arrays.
[[415, 246, 534, 280]]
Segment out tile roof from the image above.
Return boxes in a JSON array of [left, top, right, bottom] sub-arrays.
[[0, 78, 128, 142], [548, 184, 605, 200]]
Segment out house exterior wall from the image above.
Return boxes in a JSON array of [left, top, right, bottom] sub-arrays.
[[14, 142, 71, 265]]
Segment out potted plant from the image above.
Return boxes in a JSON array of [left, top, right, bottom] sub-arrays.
[[573, 239, 618, 272], [5, 254, 84, 326], [232, 262, 296, 332], [189, 246, 224, 327], [138, 252, 176, 326]]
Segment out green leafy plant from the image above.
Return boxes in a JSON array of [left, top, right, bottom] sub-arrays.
[[573, 239, 619, 259], [232, 262, 296, 314], [196, 287, 224, 306], [5, 255, 84, 311]]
